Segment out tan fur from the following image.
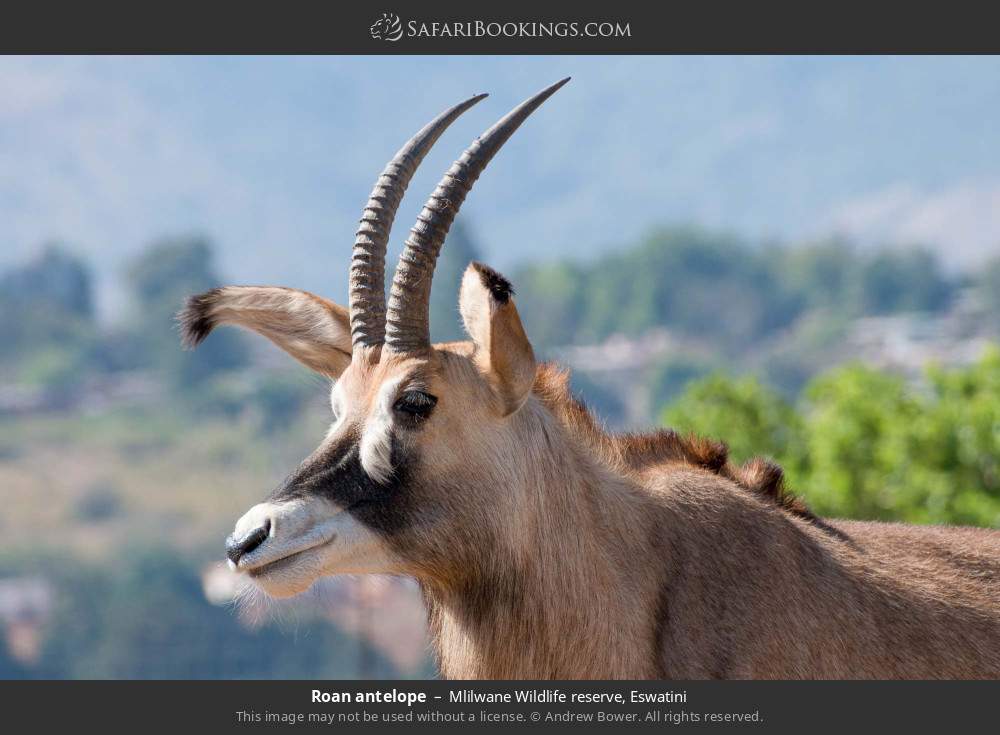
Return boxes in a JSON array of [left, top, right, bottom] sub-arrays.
[[178, 286, 352, 377], [450, 359, 999, 679], [459, 264, 536, 417], [186, 268, 1000, 680], [324, 344, 999, 679], [181, 87, 1000, 679]]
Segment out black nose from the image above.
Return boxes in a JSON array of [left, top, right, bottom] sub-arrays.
[[226, 522, 270, 565]]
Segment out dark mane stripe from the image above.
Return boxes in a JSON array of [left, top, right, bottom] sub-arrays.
[[532, 363, 836, 534]]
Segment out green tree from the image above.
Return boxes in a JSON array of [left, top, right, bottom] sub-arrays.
[[0, 244, 97, 382], [857, 248, 953, 315], [125, 236, 248, 386], [590, 227, 802, 348], [516, 226, 804, 352], [513, 261, 587, 349], [908, 350, 1000, 525], [800, 364, 918, 519], [779, 238, 858, 313], [661, 373, 805, 467], [1, 243, 93, 318], [515, 230, 955, 363], [657, 353, 1000, 528]]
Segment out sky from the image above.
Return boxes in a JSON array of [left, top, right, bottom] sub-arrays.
[[3, 55, 1000, 317]]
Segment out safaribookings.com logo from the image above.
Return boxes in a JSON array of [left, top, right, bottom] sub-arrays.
[[370, 13, 404, 41], [370, 14, 631, 42]]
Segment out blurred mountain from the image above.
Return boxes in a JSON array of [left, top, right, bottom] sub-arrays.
[[3, 56, 1000, 320]]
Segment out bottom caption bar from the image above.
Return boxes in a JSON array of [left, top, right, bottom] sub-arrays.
[[4, 680, 998, 732]]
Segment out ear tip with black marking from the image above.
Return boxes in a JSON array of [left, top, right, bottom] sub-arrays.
[[176, 288, 222, 349], [468, 261, 514, 304]]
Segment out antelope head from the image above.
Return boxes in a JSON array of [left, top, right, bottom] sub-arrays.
[[179, 80, 568, 598]]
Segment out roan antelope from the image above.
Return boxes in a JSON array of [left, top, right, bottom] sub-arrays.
[[179, 79, 1000, 679]]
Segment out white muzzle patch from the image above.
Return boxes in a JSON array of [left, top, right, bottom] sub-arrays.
[[228, 497, 401, 597]]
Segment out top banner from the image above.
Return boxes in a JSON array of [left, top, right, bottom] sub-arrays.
[[3, 1, 1000, 54]]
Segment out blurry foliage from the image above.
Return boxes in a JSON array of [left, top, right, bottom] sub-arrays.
[[127, 236, 218, 307], [647, 356, 717, 410], [73, 481, 124, 523], [518, 227, 802, 350], [0, 244, 98, 376], [855, 249, 953, 315], [660, 349, 1000, 527], [516, 228, 955, 353], [515, 261, 588, 347], [180, 368, 320, 435], [663, 373, 805, 466], [778, 239, 952, 316], [124, 235, 249, 387], [754, 312, 854, 398], [429, 221, 482, 344], [252, 371, 320, 434], [1, 243, 93, 318], [0, 226, 996, 681], [798, 365, 917, 520], [973, 255, 1000, 330], [1, 227, 959, 415], [15, 344, 95, 395], [0, 237, 249, 399]]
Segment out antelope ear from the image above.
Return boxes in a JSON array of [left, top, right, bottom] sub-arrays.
[[459, 263, 536, 417], [178, 286, 352, 378]]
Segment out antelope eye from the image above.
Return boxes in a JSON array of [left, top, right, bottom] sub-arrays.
[[393, 390, 437, 421]]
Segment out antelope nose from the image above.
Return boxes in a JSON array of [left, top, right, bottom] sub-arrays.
[[226, 520, 270, 565]]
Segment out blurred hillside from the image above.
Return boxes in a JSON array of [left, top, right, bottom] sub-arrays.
[[5, 54, 1000, 681], [4, 56, 1000, 317], [2, 225, 1000, 679], [517, 227, 993, 425]]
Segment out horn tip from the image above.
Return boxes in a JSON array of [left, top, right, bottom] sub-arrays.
[[455, 92, 488, 114], [532, 77, 571, 104]]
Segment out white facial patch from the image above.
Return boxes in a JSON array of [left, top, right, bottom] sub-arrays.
[[359, 376, 403, 485], [329, 380, 341, 414], [326, 380, 347, 439]]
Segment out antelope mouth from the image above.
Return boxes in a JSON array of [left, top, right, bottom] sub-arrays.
[[228, 500, 401, 597], [228, 501, 347, 577], [244, 535, 338, 579]]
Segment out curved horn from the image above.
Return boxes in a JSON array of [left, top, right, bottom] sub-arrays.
[[384, 78, 570, 354], [349, 92, 488, 353]]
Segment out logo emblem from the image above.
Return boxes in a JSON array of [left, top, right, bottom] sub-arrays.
[[370, 13, 403, 42]]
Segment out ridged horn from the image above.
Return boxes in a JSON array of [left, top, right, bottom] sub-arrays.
[[384, 78, 570, 354], [348, 92, 488, 352]]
